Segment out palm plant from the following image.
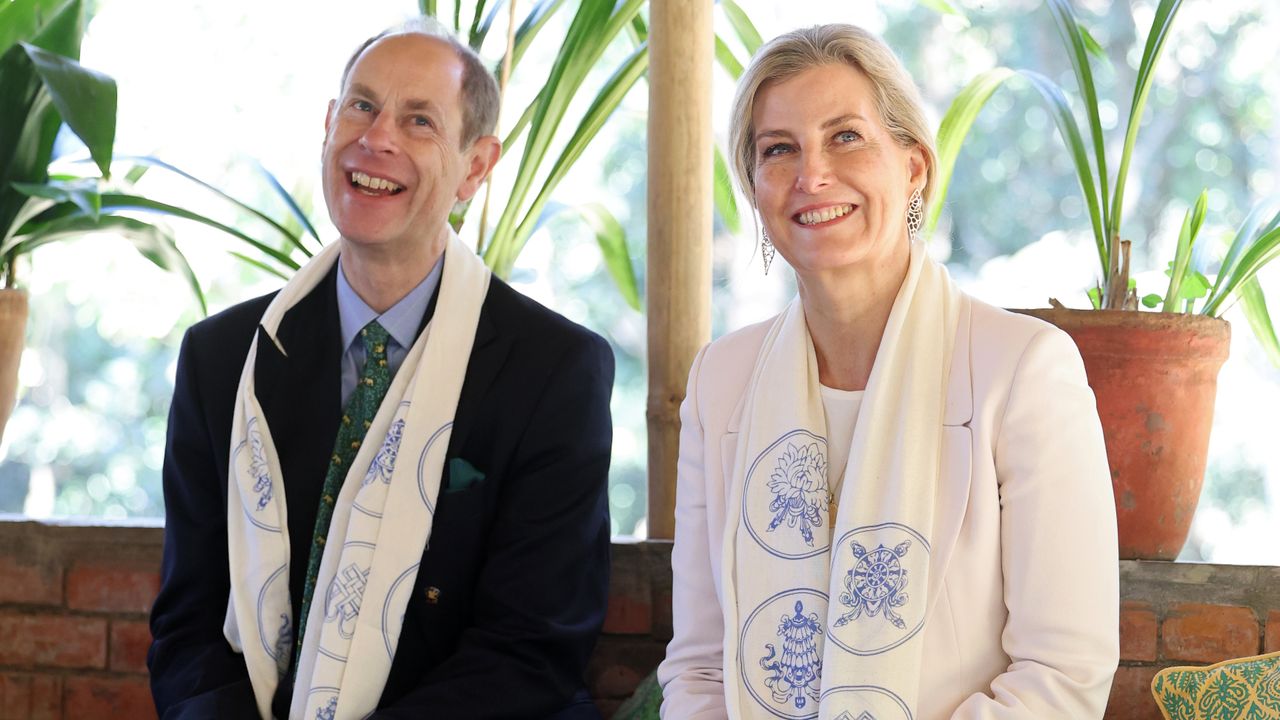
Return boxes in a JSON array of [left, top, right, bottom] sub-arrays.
[[423, 0, 761, 311], [2, 0, 315, 313], [929, 0, 1279, 363]]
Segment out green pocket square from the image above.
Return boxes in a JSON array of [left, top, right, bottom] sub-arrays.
[[445, 458, 486, 493]]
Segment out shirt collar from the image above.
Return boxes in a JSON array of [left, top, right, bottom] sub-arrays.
[[336, 253, 444, 352]]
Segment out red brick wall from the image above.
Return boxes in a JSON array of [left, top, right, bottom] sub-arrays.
[[0, 520, 160, 720], [3, 520, 1279, 719]]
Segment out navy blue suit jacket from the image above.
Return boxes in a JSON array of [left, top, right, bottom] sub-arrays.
[[148, 262, 614, 719]]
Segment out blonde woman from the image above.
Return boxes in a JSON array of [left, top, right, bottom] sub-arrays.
[[658, 24, 1118, 719]]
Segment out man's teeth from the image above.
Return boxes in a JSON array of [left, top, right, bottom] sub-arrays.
[[350, 171, 403, 193], [797, 204, 854, 226]]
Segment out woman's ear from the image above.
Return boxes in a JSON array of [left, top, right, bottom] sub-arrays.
[[907, 143, 927, 189]]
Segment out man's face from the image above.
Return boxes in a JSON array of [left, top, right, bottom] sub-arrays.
[[321, 33, 489, 259]]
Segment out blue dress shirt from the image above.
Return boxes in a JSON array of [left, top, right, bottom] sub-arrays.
[[336, 255, 443, 405]]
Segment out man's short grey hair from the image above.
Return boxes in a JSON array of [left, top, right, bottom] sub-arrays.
[[728, 24, 938, 216], [338, 17, 500, 147]]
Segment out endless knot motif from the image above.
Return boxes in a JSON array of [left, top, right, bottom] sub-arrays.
[[325, 563, 370, 639], [363, 419, 405, 486]]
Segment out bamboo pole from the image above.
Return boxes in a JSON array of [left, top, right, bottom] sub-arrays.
[[646, 0, 713, 540]]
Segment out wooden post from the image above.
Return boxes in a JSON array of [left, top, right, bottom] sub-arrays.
[[646, 0, 713, 540]]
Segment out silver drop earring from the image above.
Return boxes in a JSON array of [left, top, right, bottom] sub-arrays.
[[761, 229, 776, 275], [906, 187, 923, 242]]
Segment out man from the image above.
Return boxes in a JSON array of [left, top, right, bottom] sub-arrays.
[[148, 20, 614, 719]]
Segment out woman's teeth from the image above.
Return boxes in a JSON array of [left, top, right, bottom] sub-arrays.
[[796, 204, 854, 225]]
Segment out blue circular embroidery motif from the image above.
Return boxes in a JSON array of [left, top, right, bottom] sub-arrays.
[[827, 523, 930, 657], [740, 588, 829, 719], [744, 430, 831, 559], [820, 685, 913, 720]]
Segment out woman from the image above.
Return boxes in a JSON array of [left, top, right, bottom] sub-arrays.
[[657, 24, 1118, 720]]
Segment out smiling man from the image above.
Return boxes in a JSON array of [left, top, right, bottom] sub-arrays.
[[148, 19, 614, 720]]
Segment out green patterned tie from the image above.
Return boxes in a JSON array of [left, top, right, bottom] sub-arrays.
[[293, 320, 392, 668]]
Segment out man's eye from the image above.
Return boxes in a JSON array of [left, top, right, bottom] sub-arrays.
[[412, 115, 433, 128], [353, 100, 373, 112]]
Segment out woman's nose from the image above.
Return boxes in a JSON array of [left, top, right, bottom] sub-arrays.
[[795, 151, 832, 194]]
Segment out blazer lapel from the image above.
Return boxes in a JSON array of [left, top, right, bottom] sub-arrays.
[[927, 294, 975, 616]]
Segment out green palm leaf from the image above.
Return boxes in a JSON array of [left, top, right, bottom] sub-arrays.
[[1107, 0, 1184, 247], [499, 40, 649, 275], [1238, 277, 1280, 368], [575, 202, 639, 311], [719, 0, 762, 56]]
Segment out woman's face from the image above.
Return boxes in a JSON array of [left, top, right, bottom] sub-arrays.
[[751, 62, 924, 278]]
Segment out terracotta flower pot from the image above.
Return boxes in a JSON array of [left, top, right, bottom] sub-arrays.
[[1017, 308, 1230, 560], [0, 288, 28, 444]]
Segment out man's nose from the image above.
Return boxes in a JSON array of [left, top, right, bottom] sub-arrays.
[[359, 111, 397, 153], [795, 150, 832, 194]]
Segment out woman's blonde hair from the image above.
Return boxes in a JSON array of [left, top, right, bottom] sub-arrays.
[[729, 24, 937, 215]]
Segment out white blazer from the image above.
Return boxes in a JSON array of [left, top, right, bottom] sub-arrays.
[[658, 294, 1120, 719]]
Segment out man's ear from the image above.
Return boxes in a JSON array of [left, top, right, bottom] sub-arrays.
[[324, 99, 336, 135], [455, 135, 502, 203]]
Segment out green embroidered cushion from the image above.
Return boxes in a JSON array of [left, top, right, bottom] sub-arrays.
[[613, 669, 662, 720], [1151, 650, 1280, 720]]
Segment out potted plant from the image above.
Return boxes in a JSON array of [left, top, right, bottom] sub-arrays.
[[929, 0, 1280, 559], [2, 0, 121, 441]]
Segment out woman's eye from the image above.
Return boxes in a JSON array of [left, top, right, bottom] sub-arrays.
[[836, 130, 860, 143], [412, 115, 433, 128], [762, 143, 792, 157]]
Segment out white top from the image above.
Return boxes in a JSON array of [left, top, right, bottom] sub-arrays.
[[819, 384, 864, 496]]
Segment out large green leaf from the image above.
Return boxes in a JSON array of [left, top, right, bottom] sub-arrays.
[[12, 177, 100, 219], [1045, 0, 1109, 260], [0, 0, 71, 57], [1162, 189, 1207, 313], [931, 67, 1107, 271], [1203, 225, 1280, 318], [9, 192, 302, 271], [714, 34, 744, 80], [254, 161, 321, 245], [928, 68, 1014, 238], [4, 210, 206, 312], [486, 0, 642, 273], [719, 0, 762, 56], [115, 154, 312, 257], [1239, 277, 1280, 368], [1107, 0, 1184, 248], [713, 145, 740, 235], [1208, 199, 1280, 304], [499, 40, 649, 275], [575, 202, 639, 311], [20, 42, 116, 178]]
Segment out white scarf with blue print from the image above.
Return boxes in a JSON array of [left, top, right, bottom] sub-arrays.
[[223, 231, 489, 720], [721, 241, 960, 720]]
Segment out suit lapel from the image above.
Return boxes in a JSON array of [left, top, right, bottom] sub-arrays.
[[445, 286, 509, 460]]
